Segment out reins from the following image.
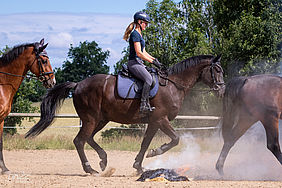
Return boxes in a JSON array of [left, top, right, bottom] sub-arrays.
[[0, 71, 39, 80], [156, 65, 223, 94]]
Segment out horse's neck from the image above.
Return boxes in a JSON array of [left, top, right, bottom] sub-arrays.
[[169, 61, 209, 93], [0, 49, 32, 91]]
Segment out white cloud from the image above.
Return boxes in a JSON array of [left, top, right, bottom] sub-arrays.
[[49, 32, 74, 48], [0, 12, 132, 73]]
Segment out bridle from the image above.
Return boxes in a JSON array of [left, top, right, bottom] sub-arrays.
[[157, 62, 225, 93], [0, 46, 54, 85], [30, 50, 54, 84], [209, 62, 225, 91]]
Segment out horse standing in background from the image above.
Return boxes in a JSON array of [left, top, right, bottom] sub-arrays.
[[26, 55, 225, 174], [216, 75, 282, 175], [0, 39, 56, 174]]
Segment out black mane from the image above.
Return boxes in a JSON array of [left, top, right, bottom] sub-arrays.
[[0, 43, 35, 65], [168, 55, 214, 75]]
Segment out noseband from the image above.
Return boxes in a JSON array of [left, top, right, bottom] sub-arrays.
[[210, 63, 225, 91], [33, 51, 54, 83]]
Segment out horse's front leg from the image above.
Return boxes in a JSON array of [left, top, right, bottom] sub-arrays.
[[133, 123, 159, 174], [146, 117, 179, 158], [0, 120, 9, 174]]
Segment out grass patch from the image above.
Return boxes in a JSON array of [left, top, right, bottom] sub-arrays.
[[4, 134, 75, 150], [4, 132, 186, 152]]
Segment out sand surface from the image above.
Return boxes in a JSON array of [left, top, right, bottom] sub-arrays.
[[0, 149, 281, 188]]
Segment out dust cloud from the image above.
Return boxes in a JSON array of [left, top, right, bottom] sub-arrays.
[[145, 121, 282, 181]]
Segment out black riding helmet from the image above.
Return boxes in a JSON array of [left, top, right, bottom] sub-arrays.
[[134, 11, 151, 23]]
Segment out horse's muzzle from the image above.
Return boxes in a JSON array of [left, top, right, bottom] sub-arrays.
[[212, 84, 225, 98], [217, 85, 225, 98], [43, 77, 56, 88]]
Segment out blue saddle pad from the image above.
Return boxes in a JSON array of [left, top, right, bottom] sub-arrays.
[[117, 72, 159, 99]]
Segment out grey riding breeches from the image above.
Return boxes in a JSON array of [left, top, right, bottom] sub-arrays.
[[128, 58, 152, 86]]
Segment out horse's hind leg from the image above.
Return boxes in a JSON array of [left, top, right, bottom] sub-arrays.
[[87, 120, 109, 171], [73, 118, 99, 174], [216, 110, 257, 176], [133, 122, 159, 174], [260, 112, 282, 164], [0, 121, 9, 174], [146, 117, 179, 158]]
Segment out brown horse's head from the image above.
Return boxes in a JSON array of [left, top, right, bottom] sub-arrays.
[[200, 55, 225, 97], [30, 39, 56, 88]]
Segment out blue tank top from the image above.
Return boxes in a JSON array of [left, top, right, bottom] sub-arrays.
[[129, 30, 145, 60]]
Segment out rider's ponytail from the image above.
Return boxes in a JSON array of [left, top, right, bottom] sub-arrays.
[[123, 22, 135, 41]]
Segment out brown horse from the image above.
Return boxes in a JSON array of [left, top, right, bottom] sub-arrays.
[[216, 74, 282, 175], [26, 55, 225, 174], [0, 39, 56, 174]]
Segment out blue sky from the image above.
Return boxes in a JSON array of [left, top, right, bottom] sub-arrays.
[[0, 0, 147, 15], [0, 0, 159, 72]]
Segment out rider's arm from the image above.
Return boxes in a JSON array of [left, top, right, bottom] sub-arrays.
[[143, 48, 155, 60], [134, 42, 154, 63]]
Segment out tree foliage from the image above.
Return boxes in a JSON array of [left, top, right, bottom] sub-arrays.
[[55, 41, 110, 83], [213, 0, 281, 78]]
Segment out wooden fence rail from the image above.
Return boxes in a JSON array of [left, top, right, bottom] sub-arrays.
[[4, 113, 221, 130], [7, 113, 220, 120]]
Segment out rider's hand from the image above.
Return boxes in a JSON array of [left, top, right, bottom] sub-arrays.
[[152, 59, 161, 69]]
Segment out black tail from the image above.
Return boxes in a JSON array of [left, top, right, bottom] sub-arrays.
[[221, 77, 247, 137], [25, 82, 77, 138]]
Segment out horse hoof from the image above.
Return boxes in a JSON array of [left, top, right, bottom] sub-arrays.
[[146, 149, 154, 158], [1, 170, 11, 175], [88, 169, 99, 175], [100, 167, 116, 177], [83, 164, 98, 175], [99, 161, 107, 171], [133, 161, 144, 175], [133, 167, 144, 176], [216, 166, 224, 176]]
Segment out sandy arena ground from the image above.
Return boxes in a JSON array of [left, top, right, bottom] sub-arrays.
[[0, 149, 281, 188]]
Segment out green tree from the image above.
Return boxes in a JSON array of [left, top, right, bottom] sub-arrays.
[[178, 0, 215, 57], [213, 0, 281, 78], [113, 47, 129, 74], [143, 0, 183, 66], [55, 41, 110, 83]]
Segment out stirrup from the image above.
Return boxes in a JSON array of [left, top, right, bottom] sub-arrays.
[[147, 103, 155, 112], [140, 100, 151, 113], [146, 99, 155, 112]]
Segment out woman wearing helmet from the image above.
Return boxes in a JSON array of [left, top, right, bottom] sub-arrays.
[[123, 11, 162, 113]]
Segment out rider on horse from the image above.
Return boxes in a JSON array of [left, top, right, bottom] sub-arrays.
[[123, 11, 162, 113]]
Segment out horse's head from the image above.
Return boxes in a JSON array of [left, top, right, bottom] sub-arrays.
[[30, 39, 56, 88], [200, 55, 225, 97]]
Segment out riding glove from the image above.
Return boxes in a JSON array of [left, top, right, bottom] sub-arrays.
[[152, 59, 161, 69]]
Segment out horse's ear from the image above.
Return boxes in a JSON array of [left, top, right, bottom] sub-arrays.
[[213, 54, 222, 63], [39, 43, 48, 52], [40, 38, 44, 45], [43, 43, 48, 50]]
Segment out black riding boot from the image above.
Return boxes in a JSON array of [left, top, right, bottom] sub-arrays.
[[140, 83, 155, 113]]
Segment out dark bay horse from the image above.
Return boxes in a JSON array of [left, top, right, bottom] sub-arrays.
[[26, 55, 225, 174], [216, 74, 282, 175], [0, 39, 56, 174]]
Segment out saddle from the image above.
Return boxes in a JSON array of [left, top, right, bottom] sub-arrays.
[[117, 64, 159, 99]]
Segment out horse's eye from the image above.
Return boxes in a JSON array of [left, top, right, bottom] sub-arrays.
[[43, 59, 48, 64]]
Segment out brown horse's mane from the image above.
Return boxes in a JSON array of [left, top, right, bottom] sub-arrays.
[[0, 43, 35, 65], [168, 55, 214, 75]]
